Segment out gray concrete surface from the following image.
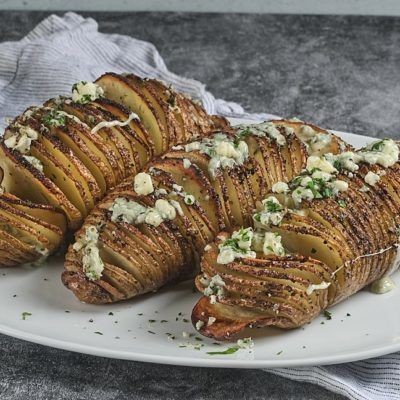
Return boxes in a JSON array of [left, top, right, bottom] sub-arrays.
[[1, 10, 399, 400]]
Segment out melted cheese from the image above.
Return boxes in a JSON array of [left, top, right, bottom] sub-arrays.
[[72, 225, 104, 281], [90, 112, 140, 134], [72, 81, 104, 104]]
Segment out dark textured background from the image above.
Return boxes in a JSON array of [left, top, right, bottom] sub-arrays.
[[1, 10, 400, 400]]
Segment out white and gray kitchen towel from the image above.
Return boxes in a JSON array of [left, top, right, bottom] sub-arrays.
[[0, 12, 398, 400]]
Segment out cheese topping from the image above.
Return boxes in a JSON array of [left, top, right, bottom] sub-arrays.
[[217, 227, 286, 264], [203, 274, 226, 301], [297, 125, 333, 155], [306, 281, 331, 295], [4, 125, 39, 154], [184, 133, 249, 178], [72, 81, 104, 104], [23, 155, 44, 172], [109, 197, 177, 227], [253, 196, 286, 226], [90, 112, 140, 134], [271, 181, 289, 194], [72, 225, 104, 281], [237, 337, 254, 350], [217, 228, 256, 264], [364, 171, 381, 186], [183, 158, 191, 169], [235, 121, 287, 146], [195, 320, 204, 330], [260, 232, 285, 256], [134, 172, 154, 195]]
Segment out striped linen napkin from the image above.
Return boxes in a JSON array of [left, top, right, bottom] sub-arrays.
[[0, 12, 398, 400]]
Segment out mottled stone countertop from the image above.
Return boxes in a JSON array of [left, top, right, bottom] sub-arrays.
[[1, 10, 400, 400]]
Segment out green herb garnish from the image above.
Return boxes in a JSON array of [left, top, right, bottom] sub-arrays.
[[207, 346, 239, 355], [323, 310, 332, 320], [21, 312, 32, 320]]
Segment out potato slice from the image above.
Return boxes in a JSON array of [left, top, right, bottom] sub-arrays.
[[57, 101, 135, 177], [1, 192, 67, 233], [94, 97, 155, 166], [125, 74, 179, 150], [0, 145, 81, 229], [96, 73, 166, 154], [0, 196, 63, 249]]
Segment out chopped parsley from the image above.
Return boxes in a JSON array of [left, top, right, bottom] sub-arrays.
[[264, 199, 283, 213], [207, 347, 239, 355], [21, 312, 32, 320], [94, 331, 103, 335], [323, 310, 332, 320], [42, 109, 66, 127]]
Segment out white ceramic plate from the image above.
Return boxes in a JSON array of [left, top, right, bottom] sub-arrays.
[[0, 118, 398, 369]]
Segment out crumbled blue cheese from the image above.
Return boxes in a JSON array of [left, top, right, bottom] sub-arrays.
[[217, 228, 256, 264], [184, 133, 249, 178], [261, 232, 285, 256], [35, 245, 49, 258], [195, 320, 205, 330], [253, 196, 286, 226], [271, 181, 289, 194], [287, 154, 351, 205], [359, 139, 399, 168], [236, 337, 254, 350], [203, 274, 226, 300], [307, 155, 337, 174], [72, 225, 104, 281], [23, 155, 43, 172], [169, 199, 184, 216], [183, 158, 191, 169], [364, 171, 380, 186], [91, 112, 140, 134], [371, 277, 395, 294], [134, 172, 154, 195], [306, 281, 331, 295], [326, 139, 399, 173], [72, 81, 104, 104], [235, 122, 287, 146], [109, 197, 177, 227], [154, 188, 168, 196], [207, 316, 216, 326], [297, 125, 332, 155], [4, 125, 39, 154]]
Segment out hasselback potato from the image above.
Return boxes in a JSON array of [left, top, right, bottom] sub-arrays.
[[192, 139, 400, 340], [63, 119, 346, 303], [0, 74, 226, 266]]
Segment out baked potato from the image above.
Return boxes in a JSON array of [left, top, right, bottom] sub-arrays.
[[193, 139, 400, 340], [63, 120, 346, 303], [0, 74, 224, 266]]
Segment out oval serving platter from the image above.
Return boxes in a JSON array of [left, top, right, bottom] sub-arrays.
[[0, 118, 398, 368]]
